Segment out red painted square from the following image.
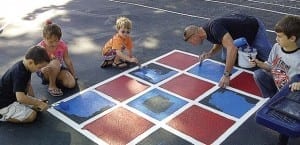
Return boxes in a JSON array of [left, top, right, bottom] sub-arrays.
[[83, 107, 154, 145], [96, 75, 149, 102], [167, 105, 235, 144], [157, 51, 198, 70], [160, 74, 215, 100], [230, 72, 262, 97]]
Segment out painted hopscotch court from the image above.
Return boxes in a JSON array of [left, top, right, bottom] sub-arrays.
[[48, 50, 268, 145]]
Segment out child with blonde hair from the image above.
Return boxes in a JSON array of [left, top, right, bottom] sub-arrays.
[[100, 16, 139, 68]]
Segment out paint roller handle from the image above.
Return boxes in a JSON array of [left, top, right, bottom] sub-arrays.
[[248, 56, 258, 68]]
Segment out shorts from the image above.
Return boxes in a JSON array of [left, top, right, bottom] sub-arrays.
[[102, 49, 116, 61], [0, 102, 34, 122]]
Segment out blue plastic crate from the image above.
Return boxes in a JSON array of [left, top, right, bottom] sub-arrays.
[[256, 77, 300, 137]]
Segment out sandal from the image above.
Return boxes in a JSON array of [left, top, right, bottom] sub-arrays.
[[48, 88, 63, 97], [100, 60, 113, 68], [112, 62, 127, 68]]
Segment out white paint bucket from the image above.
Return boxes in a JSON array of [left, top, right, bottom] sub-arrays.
[[238, 49, 257, 68]]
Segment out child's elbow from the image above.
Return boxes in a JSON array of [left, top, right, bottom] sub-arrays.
[[15, 92, 28, 103]]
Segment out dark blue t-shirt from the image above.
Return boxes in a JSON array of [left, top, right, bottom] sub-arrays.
[[203, 13, 259, 45], [0, 61, 31, 108]]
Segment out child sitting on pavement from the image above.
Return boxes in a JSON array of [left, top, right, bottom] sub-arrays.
[[0, 46, 50, 123], [250, 15, 300, 145], [250, 15, 300, 98], [37, 20, 77, 97], [100, 16, 139, 68]]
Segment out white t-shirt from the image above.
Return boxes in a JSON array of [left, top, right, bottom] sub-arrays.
[[266, 43, 300, 89]]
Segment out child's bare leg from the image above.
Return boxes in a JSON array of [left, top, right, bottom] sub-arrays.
[[41, 59, 61, 90], [57, 70, 76, 88], [113, 55, 121, 63], [7, 111, 37, 123], [113, 56, 127, 68]]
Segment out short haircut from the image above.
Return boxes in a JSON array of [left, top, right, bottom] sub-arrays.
[[115, 16, 132, 30], [275, 15, 300, 41], [25, 46, 50, 64], [183, 25, 198, 41], [43, 22, 62, 39]]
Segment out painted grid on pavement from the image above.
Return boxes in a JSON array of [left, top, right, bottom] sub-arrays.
[[48, 50, 268, 145]]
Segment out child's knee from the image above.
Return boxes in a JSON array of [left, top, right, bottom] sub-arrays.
[[63, 78, 76, 88], [25, 111, 37, 123], [59, 73, 76, 88]]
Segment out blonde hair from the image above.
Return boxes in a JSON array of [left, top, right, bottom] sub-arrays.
[[183, 25, 199, 41], [115, 16, 132, 30]]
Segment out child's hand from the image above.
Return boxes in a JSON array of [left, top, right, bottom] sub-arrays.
[[130, 57, 139, 64], [36, 101, 48, 112], [290, 82, 300, 92], [41, 66, 51, 74], [249, 58, 257, 68]]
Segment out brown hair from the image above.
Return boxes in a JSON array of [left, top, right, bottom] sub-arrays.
[[275, 15, 300, 41], [25, 46, 50, 64], [43, 20, 62, 39], [183, 25, 198, 41]]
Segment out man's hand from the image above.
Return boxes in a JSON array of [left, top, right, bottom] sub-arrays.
[[219, 76, 230, 88], [198, 51, 212, 64]]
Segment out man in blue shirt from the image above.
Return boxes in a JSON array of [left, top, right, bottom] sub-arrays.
[[183, 13, 272, 88]]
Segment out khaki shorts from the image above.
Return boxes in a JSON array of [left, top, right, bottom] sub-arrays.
[[0, 102, 34, 122]]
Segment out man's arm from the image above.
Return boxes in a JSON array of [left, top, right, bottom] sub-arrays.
[[218, 32, 238, 88], [209, 44, 223, 56], [221, 33, 238, 74], [199, 44, 222, 62]]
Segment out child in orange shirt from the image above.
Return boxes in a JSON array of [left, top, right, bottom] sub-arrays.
[[100, 16, 139, 68]]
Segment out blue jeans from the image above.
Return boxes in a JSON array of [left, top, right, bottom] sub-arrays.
[[253, 69, 277, 98], [254, 69, 300, 98], [221, 18, 272, 61], [251, 18, 272, 61]]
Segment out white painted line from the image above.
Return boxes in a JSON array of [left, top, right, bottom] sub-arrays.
[[205, 0, 299, 16], [212, 97, 268, 145], [247, 0, 300, 10], [48, 49, 270, 145], [108, 0, 210, 20], [108, 0, 300, 34]]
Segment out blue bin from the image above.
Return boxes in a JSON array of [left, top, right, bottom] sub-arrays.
[[256, 75, 300, 137]]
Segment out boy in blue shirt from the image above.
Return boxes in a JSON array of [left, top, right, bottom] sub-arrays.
[[0, 46, 50, 123]]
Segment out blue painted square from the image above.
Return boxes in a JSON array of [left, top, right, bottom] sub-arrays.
[[199, 88, 258, 118], [54, 91, 116, 124], [128, 89, 187, 121], [188, 60, 237, 82], [129, 63, 178, 84]]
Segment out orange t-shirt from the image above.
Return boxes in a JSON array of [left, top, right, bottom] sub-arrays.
[[102, 34, 133, 55]]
